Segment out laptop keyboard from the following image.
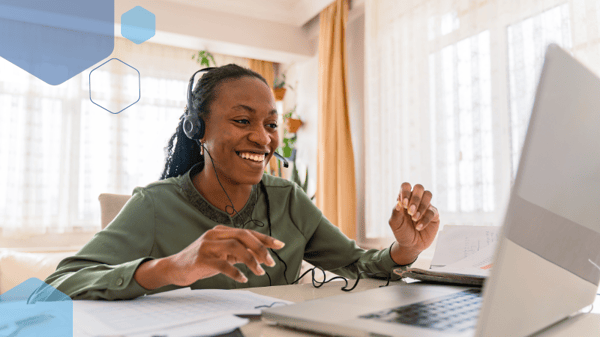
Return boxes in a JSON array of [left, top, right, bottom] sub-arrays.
[[359, 288, 482, 333]]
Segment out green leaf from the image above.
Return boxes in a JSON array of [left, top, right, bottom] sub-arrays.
[[283, 144, 293, 157]]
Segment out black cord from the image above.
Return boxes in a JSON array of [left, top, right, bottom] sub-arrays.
[[254, 301, 287, 309], [259, 181, 290, 285], [289, 265, 391, 291], [198, 141, 238, 217]]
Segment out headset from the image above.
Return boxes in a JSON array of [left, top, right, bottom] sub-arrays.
[[183, 67, 289, 167]]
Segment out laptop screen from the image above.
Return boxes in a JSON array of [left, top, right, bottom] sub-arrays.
[[506, 47, 600, 285]]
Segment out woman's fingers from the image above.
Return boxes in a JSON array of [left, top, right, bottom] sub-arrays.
[[221, 239, 266, 277], [395, 183, 435, 230], [208, 226, 283, 267], [212, 259, 248, 283], [399, 182, 412, 209], [416, 205, 439, 231], [188, 225, 287, 283], [408, 184, 425, 218], [414, 190, 432, 222], [248, 230, 286, 250], [228, 230, 275, 267]]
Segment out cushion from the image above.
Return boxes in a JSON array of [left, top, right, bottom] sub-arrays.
[[0, 250, 75, 295]]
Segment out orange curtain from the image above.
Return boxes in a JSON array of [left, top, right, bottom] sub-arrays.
[[317, 0, 356, 239], [248, 59, 275, 93], [248, 59, 279, 175]]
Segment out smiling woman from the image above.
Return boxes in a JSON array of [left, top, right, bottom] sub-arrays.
[[37, 64, 440, 301]]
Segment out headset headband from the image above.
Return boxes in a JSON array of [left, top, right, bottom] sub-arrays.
[[186, 67, 215, 116]]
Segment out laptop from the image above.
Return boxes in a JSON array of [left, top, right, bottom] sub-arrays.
[[262, 44, 600, 336]]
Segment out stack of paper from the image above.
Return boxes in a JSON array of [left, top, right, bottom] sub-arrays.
[[73, 288, 292, 337], [395, 225, 500, 286]]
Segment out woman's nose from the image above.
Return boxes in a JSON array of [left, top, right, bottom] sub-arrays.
[[248, 126, 271, 145]]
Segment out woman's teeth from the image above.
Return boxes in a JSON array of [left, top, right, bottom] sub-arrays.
[[238, 152, 265, 162]]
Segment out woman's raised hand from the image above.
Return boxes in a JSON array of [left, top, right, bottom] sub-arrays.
[[166, 225, 285, 286], [388, 183, 440, 261], [135, 225, 284, 290]]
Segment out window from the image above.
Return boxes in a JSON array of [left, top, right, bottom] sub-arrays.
[[0, 38, 248, 236], [364, 1, 582, 251], [507, 4, 572, 177], [429, 30, 494, 214]]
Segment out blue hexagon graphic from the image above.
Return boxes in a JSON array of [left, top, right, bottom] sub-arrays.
[[121, 6, 156, 44], [0, 0, 114, 85], [0, 278, 72, 337], [90, 58, 141, 114]]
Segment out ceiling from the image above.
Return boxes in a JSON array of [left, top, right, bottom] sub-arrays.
[[160, 0, 335, 27]]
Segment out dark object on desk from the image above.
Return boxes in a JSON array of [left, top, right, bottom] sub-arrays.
[[214, 327, 245, 337], [394, 268, 485, 286]]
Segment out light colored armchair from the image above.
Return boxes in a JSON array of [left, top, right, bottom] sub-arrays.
[[98, 193, 131, 229]]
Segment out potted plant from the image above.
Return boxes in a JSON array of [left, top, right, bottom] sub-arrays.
[[280, 106, 303, 159], [192, 50, 217, 67], [273, 73, 293, 101], [283, 106, 303, 134]]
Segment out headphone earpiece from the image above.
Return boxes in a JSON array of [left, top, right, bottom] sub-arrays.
[[183, 111, 204, 140], [183, 67, 215, 140]]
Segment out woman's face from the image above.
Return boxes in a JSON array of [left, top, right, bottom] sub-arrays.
[[202, 76, 279, 186]]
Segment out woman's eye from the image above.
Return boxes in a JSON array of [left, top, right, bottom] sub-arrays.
[[268, 123, 278, 129]]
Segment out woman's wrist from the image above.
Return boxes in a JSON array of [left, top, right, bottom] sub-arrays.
[[390, 241, 421, 266], [134, 257, 175, 290]]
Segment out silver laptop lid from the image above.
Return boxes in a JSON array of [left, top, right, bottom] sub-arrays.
[[476, 44, 600, 336]]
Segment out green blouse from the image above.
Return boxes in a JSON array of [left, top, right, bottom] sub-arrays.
[[44, 163, 409, 300]]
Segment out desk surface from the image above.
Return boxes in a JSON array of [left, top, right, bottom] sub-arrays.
[[238, 280, 600, 337]]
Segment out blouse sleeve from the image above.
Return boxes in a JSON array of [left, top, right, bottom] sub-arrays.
[[40, 187, 158, 300], [289, 184, 413, 280]]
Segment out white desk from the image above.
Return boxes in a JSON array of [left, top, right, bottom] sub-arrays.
[[239, 279, 600, 336]]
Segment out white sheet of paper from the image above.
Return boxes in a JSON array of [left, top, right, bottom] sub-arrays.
[[73, 288, 292, 336], [431, 245, 495, 277], [431, 225, 500, 267], [128, 314, 249, 337]]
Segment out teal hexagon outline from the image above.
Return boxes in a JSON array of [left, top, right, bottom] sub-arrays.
[[89, 58, 141, 114]]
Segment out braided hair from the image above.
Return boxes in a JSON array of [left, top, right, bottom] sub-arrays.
[[160, 64, 269, 180]]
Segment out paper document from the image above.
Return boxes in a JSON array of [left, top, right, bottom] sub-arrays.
[[73, 288, 292, 336], [127, 315, 249, 337], [395, 245, 495, 286], [431, 225, 499, 267], [431, 245, 495, 277]]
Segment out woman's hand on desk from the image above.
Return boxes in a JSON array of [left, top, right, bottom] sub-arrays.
[[134, 225, 285, 290], [388, 183, 440, 265]]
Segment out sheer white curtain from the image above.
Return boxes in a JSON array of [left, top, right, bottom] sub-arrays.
[[364, 0, 600, 248], [0, 37, 248, 236]]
